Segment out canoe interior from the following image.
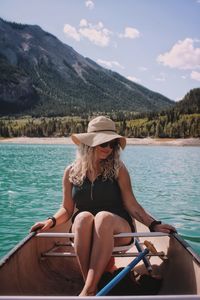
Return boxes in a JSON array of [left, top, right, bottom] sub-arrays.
[[0, 220, 199, 297]]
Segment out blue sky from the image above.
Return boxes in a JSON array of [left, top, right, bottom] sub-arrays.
[[1, 0, 200, 101]]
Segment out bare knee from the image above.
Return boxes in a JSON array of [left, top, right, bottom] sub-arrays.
[[94, 211, 115, 232], [73, 211, 94, 232]]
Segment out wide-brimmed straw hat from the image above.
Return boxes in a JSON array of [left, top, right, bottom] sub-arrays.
[[71, 116, 126, 149]]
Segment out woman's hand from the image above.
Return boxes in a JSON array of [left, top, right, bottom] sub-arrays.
[[30, 219, 53, 233], [153, 223, 177, 234]]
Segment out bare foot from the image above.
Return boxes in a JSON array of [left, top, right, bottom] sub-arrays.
[[79, 289, 97, 296]]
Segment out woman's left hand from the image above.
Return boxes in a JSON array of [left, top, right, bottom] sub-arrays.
[[153, 223, 177, 234]]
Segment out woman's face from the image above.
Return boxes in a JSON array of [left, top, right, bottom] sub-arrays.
[[95, 139, 118, 160]]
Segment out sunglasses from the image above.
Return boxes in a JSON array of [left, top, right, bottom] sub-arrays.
[[98, 140, 118, 149]]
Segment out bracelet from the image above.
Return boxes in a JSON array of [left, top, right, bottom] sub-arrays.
[[149, 220, 162, 232], [47, 217, 56, 228]]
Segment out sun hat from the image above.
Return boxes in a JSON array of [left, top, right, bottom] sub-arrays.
[[71, 116, 126, 149]]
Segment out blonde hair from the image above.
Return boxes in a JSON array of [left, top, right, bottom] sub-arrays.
[[69, 144, 121, 185]]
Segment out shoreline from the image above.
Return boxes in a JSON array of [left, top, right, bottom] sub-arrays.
[[0, 137, 200, 146]]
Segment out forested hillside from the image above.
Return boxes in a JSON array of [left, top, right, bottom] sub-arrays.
[[0, 18, 174, 116], [0, 89, 199, 138]]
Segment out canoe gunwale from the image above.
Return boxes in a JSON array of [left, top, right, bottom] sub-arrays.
[[172, 233, 200, 265], [0, 232, 36, 267]]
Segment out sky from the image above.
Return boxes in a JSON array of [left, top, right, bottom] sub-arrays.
[[1, 0, 200, 101]]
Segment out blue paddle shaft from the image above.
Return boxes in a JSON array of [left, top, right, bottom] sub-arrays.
[[96, 248, 149, 296], [135, 239, 152, 272]]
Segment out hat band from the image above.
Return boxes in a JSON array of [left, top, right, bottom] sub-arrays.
[[88, 129, 116, 133]]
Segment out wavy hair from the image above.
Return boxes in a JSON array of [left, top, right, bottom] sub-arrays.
[[69, 143, 121, 185]]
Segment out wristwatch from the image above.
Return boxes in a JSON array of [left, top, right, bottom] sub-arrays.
[[47, 216, 56, 228], [149, 220, 162, 232]]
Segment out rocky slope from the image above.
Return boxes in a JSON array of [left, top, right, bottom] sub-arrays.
[[0, 18, 174, 116]]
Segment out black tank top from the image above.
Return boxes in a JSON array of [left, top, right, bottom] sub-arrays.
[[72, 176, 133, 227]]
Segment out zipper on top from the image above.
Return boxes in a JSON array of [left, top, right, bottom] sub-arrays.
[[90, 181, 94, 200]]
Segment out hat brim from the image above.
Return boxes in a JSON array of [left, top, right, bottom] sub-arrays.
[[71, 131, 126, 149]]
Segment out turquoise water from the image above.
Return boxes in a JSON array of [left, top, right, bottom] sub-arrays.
[[0, 144, 200, 259]]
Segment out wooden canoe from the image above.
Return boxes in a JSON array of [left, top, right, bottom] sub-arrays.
[[0, 220, 200, 300]]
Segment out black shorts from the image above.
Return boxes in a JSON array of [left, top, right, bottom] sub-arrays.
[[71, 209, 135, 245]]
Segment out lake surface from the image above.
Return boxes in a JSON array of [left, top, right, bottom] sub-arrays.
[[0, 143, 200, 259]]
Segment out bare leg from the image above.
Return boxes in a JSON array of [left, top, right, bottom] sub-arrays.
[[79, 211, 132, 296], [72, 211, 94, 281]]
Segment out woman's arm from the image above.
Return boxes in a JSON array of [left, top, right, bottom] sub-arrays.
[[118, 163, 176, 233], [30, 166, 75, 232]]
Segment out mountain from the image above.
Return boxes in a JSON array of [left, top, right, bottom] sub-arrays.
[[0, 18, 175, 116], [174, 88, 200, 114]]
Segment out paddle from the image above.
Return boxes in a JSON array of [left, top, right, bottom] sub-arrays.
[[135, 239, 152, 273], [96, 247, 149, 296], [144, 240, 165, 261]]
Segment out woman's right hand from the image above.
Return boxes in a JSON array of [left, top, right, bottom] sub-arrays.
[[30, 219, 53, 233]]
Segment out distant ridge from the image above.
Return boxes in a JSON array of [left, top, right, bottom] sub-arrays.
[[0, 18, 175, 116]]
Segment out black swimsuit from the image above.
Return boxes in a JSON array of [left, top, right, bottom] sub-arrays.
[[72, 176, 134, 232]]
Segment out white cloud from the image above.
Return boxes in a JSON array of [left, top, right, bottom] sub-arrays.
[[85, 0, 94, 10], [119, 27, 140, 39], [97, 59, 124, 69], [63, 24, 80, 41], [157, 38, 200, 70], [80, 19, 88, 27], [63, 20, 112, 47], [127, 76, 141, 83], [190, 71, 200, 81], [97, 22, 104, 29], [196, 0, 200, 3], [79, 27, 111, 47]]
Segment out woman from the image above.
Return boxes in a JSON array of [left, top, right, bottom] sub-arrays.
[[30, 116, 176, 296]]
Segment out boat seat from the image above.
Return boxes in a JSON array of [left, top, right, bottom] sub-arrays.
[[70, 238, 135, 254], [37, 232, 167, 261], [113, 241, 135, 253]]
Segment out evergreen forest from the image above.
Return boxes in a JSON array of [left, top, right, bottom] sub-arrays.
[[0, 88, 200, 139]]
